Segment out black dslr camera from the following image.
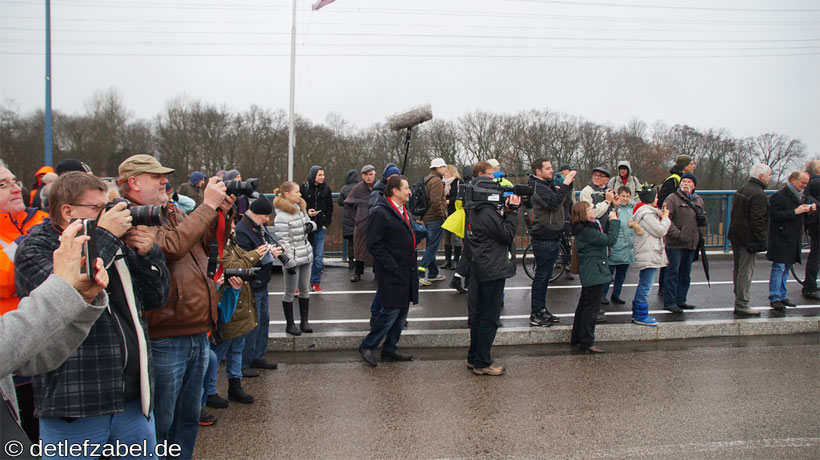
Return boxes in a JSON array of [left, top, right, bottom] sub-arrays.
[[223, 267, 261, 282], [459, 180, 532, 210], [223, 178, 259, 198], [105, 198, 164, 226]]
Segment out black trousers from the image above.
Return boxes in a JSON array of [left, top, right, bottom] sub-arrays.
[[467, 278, 506, 368], [571, 284, 604, 349], [805, 232, 819, 291]]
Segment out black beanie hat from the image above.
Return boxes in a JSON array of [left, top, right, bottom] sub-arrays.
[[637, 183, 658, 204], [249, 197, 273, 215], [681, 172, 697, 186]]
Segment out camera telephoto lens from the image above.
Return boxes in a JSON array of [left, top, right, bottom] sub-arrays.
[[223, 267, 261, 282], [129, 205, 164, 227], [224, 178, 259, 197]]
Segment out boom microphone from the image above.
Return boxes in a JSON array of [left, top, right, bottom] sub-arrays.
[[387, 104, 433, 131]]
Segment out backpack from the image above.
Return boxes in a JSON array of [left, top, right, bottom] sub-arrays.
[[408, 176, 433, 217]]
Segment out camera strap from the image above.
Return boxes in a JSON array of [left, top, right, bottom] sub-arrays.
[[212, 210, 227, 282]]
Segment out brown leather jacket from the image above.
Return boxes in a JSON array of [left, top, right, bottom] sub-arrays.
[[422, 173, 447, 222], [140, 201, 228, 339]]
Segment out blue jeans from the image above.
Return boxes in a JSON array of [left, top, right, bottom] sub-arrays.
[[151, 333, 209, 460], [204, 335, 246, 401], [419, 220, 444, 278], [664, 248, 695, 307], [310, 228, 325, 284], [768, 263, 793, 301], [370, 291, 382, 321], [39, 400, 157, 460], [361, 306, 409, 354], [243, 289, 269, 367], [201, 348, 218, 406], [602, 264, 630, 298], [530, 239, 561, 315], [633, 268, 657, 305]]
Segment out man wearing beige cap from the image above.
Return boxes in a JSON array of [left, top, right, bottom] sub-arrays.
[[418, 157, 448, 285], [118, 154, 235, 459]]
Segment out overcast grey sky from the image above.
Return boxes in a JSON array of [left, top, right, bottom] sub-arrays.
[[1, 0, 818, 154]]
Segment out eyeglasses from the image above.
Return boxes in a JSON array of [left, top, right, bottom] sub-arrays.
[[69, 203, 107, 213], [0, 180, 23, 191]]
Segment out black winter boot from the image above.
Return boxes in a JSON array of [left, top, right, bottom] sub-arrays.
[[283, 301, 301, 336], [441, 244, 453, 269], [453, 246, 462, 264], [298, 297, 313, 333], [228, 378, 254, 404]]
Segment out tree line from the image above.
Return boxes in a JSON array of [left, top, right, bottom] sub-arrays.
[[1, 88, 811, 194]]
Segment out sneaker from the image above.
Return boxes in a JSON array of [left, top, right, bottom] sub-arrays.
[[473, 364, 505, 376], [466, 362, 474, 369], [311, 283, 322, 292], [205, 393, 228, 409], [678, 303, 696, 310], [199, 409, 217, 426], [781, 298, 797, 307], [632, 316, 659, 326], [241, 368, 260, 378], [449, 276, 467, 294], [664, 304, 684, 314], [418, 278, 431, 286], [611, 295, 626, 305], [529, 312, 551, 327], [596, 311, 607, 323], [600, 297, 610, 305], [770, 300, 786, 311], [543, 311, 560, 323], [429, 274, 446, 282], [734, 306, 761, 316]]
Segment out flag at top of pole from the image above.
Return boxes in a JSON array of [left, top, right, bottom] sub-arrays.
[[312, 0, 337, 10]]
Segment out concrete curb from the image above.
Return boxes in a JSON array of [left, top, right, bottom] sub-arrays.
[[267, 316, 820, 352]]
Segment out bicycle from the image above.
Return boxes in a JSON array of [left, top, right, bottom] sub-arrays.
[[521, 211, 572, 282], [790, 229, 812, 286]]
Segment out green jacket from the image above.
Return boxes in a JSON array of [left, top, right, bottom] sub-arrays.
[[217, 238, 261, 341], [573, 219, 620, 287]]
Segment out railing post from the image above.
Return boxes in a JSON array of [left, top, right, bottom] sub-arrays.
[[724, 193, 733, 252]]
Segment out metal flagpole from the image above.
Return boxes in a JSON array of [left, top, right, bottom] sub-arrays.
[[44, 0, 53, 167], [287, 0, 297, 181]]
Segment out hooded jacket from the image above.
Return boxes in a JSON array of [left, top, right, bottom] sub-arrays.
[[631, 203, 671, 271], [528, 174, 573, 241], [607, 160, 642, 205], [338, 169, 360, 238], [273, 195, 316, 267], [1, 207, 48, 314], [572, 219, 620, 287], [28, 166, 54, 207], [466, 177, 518, 282], [608, 201, 636, 265], [300, 166, 334, 229]]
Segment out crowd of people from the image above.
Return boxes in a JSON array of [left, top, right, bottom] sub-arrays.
[[1, 153, 818, 456]]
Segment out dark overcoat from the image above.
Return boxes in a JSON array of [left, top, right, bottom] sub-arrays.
[[366, 194, 419, 309], [767, 186, 810, 264]]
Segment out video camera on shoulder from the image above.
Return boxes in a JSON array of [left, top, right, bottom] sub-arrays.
[[459, 180, 532, 210], [105, 198, 164, 227], [223, 267, 261, 282]]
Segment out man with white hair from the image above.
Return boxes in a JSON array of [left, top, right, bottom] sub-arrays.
[[727, 164, 771, 316]]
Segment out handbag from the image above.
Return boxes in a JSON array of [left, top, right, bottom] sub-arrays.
[[412, 220, 428, 243], [1, 387, 34, 459]]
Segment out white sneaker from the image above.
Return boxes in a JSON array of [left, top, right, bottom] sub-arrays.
[[429, 274, 446, 282], [419, 278, 431, 286]]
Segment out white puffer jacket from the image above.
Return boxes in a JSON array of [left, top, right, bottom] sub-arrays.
[[273, 196, 317, 267], [631, 203, 671, 271]]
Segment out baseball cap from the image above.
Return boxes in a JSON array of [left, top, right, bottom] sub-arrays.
[[117, 154, 175, 184], [430, 158, 446, 168]]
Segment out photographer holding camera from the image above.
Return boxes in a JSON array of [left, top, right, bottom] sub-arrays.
[[118, 154, 234, 459], [465, 161, 520, 376], [236, 197, 284, 372], [14, 171, 170, 454]]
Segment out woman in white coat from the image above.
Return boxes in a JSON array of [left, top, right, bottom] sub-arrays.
[[629, 184, 671, 326]]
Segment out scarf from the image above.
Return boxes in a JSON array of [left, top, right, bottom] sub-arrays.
[[785, 181, 805, 202], [442, 176, 455, 196]]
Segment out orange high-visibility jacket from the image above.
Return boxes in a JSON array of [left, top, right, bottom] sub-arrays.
[[1, 208, 49, 314]]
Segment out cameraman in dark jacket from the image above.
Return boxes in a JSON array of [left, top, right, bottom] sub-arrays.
[[235, 198, 282, 375], [528, 158, 575, 327], [300, 165, 333, 292], [465, 170, 520, 376], [727, 164, 771, 316]]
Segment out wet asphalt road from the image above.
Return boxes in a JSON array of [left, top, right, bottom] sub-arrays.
[[194, 334, 820, 459], [263, 257, 820, 333]]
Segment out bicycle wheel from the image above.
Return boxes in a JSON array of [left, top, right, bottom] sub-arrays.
[[522, 242, 536, 280], [549, 243, 569, 283], [791, 242, 810, 286]]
